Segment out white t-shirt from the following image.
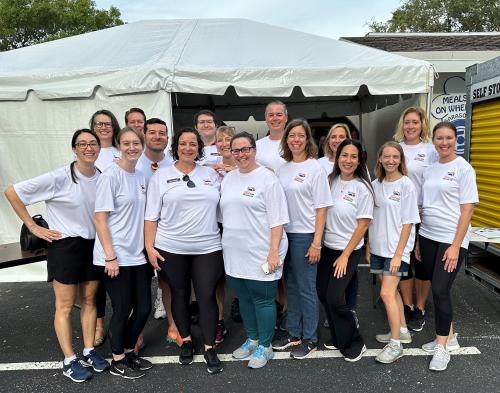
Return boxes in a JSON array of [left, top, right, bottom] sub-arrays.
[[136, 151, 174, 185], [145, 164, 222, 254], [220, 166, 289, 281], [419, 157, 478, 249], [14, 165, 99, 239], [400, 142, 439, 207], [369, 176, 420, 262], [318, 156, 334, 175], [93, 163, 147, 266], [324, 177, 374, 250], [256, 136, 286, 172], [277, 158, 333, 233], [198, 144, 222, 166], [95, 146, 121, 171]]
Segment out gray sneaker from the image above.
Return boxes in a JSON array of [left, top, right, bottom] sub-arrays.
[[429, 344, 450, 371], [375, 342, 404, 364], [247, 345, 274, 369], [422, 333, 460, 353], [232, 338, 259, 359], [290, 340, 318, 359], [375, 330, 412, 344]]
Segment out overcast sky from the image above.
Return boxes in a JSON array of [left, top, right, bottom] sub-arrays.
[[94, 0, 401, 39]]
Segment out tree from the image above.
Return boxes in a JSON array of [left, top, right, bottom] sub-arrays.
[[0, 0, 123, 51], [367, 0, 500, 33]]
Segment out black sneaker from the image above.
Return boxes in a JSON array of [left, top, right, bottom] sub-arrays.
[[404, 305, 413, 324], [109, 359, 145, 379], [204, 347, 223, 374], [272, 332, 301, 350], [179, 340, 194, 365], [291, 340, 318, 359], [408, 308, 426, 332], [125, 351, 153, 371], [230, 298, 242, 323]]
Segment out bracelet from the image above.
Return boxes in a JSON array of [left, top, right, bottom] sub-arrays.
[[105, 257, 117, 262], [310, 244, 322, 250]]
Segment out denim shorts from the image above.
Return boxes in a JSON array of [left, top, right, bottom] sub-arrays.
[[370, 254, 409, 277]]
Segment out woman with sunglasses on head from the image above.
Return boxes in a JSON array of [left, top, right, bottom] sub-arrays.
[[145, 127, 224, 374], [272, 119, 332, 359], [417, 121, 478, 371], [93, 126, 153, 380], [368, 142, 420, 364], [5, 129, 109, 383], [317, 139, 374, 362], [220, 132, 289, 369], [394, 107, 439, 333]]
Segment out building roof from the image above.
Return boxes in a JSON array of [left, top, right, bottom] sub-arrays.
[[341, 33, 500, 52]]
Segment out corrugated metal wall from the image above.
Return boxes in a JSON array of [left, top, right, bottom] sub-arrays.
[[470, 99, 500, 227]]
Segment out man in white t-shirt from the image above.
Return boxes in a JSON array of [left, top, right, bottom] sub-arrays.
[[195, 110, 221, 166], [256, 101, 288, 172]]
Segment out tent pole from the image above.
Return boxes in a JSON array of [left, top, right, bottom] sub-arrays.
[[426, 87, 433, 120]]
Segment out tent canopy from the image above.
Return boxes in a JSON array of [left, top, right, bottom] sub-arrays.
[[0, 18, 434, 101]]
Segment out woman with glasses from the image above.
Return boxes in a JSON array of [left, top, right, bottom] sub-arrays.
[[317, 139, 374, 362], [221, 132, 289, 369], [272, 119, 332, 359], [93, 126, 153, 379], [145, 127, 224, 374], [5, 129, 109, 383]]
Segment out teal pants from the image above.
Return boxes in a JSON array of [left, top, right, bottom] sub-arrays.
[[226, 275, 278, 347]]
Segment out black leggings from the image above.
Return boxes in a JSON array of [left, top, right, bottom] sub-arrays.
[[158, 249, 224, 346], [101, 264, 152, 355], [316, 247, 364, 358], [419, 235, 466, 336]]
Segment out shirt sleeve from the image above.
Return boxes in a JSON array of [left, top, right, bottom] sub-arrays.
[[458, 163, 479, 205], [13, 171, 56, 205], [311, 169, 333, 209], [401, 179, 421, 225], [144, 170, 163, 221], [264, 176, 289, 228], [356, 182, 374, 220], [94, 171, 116, 213]]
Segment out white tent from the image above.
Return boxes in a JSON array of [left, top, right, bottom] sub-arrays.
[[0, 18, 434, 243]]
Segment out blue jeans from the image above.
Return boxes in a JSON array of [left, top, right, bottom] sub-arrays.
[[284, 233, 319, 341]]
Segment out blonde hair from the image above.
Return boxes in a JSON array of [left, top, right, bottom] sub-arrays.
[[216, 126, 235, 139], [323, 123, 352, 160], [393, 107, 431, 143], [374, 141, 408, 181]]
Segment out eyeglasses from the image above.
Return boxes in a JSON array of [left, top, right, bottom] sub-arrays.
[[94, 121, 112, 128], [76, 142, 99, 150], [182, 174, 196, 188], [231, 146, 255, 155], [151, 162, 159, 171]]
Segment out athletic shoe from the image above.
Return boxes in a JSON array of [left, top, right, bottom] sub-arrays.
[[125, 351, 153, 371], [63, 358, 92, 383], [215, 320, 227, 344], [179, 340, 194, 365], [291, 340, 318, 359], [109, 359, 145, 379], [233, 338, 259, 359], [344, 344, 367, 362], [204, 347, 223, 374], [323, 319, 330, 328], [403, 305, 413, 324], [429, 344, 450, 371], [375, 330, 412, 344], [272, 332, 301, 350], [247, 345, 274, 369], [351, 310, 360, 329], [422, 333, 460, 353], [153, 290, 167, 320], [408, 308, 426, 332], [375, 342, 404, 364], [230, 298, 242, 323], [323, 341, 338, 350], [81, 349, 110, 372]]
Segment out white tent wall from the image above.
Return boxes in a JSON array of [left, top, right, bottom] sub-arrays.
[[0, 89, 172, 244]]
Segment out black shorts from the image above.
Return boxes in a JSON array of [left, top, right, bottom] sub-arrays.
[[47, 237, 99, 284]]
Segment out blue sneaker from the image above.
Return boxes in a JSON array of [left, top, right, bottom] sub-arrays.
[[63, 358, 92, 383], [82, 349, 110, 372], [232, 338, 259, 359], [247, 345, 274, 369]]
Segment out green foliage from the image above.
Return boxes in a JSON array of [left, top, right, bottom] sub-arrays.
[[0, 0, 123, 51], [367, 0, 500, 32]]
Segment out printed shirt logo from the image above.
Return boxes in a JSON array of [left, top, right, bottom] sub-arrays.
[[140, 184, 146, 194], [293, 172, 307, 183], [414, 153, 426, 162], [166, 177, 181, 183], [243, 186, 256, 197], [388, 190, 401, 202], [443, 171, 456, 181], [342, 190, 356, 202], [203, 179, 213, 186]]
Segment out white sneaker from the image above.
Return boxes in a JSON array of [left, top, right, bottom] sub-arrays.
[[153, 289, 166, 320], [429, 344, 450, 371], [375, 330, 412, 344], [422, 333, 460, 353]]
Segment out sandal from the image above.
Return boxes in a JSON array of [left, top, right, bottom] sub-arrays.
[[93, 327, 106, 347]]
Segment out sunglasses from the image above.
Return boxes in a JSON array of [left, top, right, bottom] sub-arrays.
[[182, 174, 196, 188]]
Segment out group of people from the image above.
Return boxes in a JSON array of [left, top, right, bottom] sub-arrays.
[[4, 101, 477, 382]]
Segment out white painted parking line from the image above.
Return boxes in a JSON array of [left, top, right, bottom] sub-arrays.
[[0, 347, 481, 371]]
